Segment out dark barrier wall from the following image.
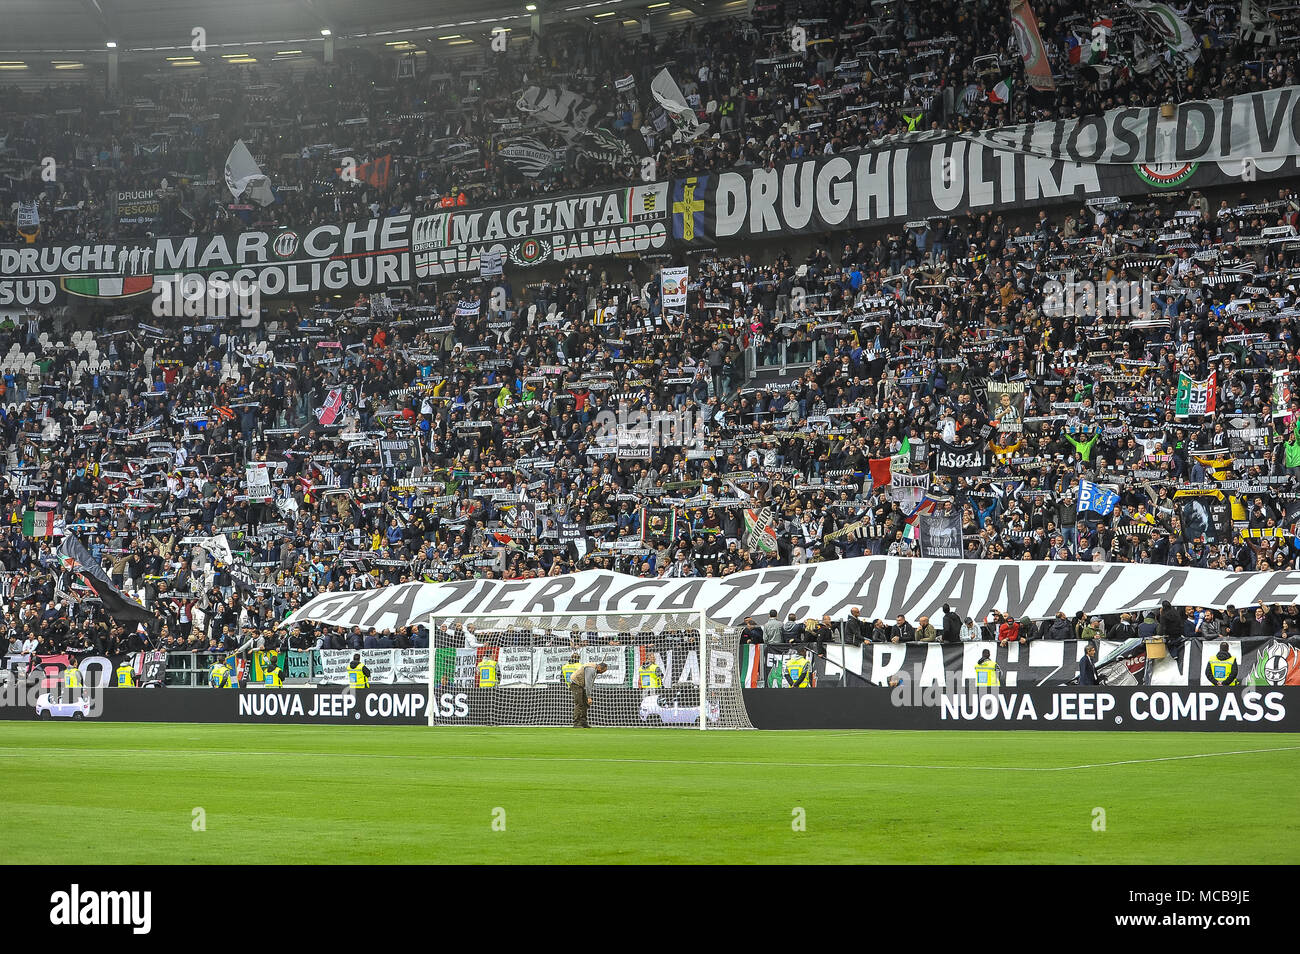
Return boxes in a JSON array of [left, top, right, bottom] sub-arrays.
[[743, 686, 1300, 731], [3, 685, 1298, 731]]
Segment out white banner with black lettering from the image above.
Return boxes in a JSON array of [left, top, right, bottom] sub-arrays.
[[284, 559, 1300, 632]]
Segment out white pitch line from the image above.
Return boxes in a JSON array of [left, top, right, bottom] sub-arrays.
[[1057, 745, 1300, 769], [0, 744, 1297, 772]]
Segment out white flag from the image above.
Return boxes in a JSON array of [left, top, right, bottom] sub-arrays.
[[16, 201, 39, 229], [198, 533, 233, 565], [650, 69, 710, 143], [1239, 0, 1277, 44], [1127, 1, 1201, 64], [660, 265, 689, 310], [224, 139, 275, 207]]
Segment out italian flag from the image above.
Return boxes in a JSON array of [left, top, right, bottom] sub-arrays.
[[62, 275, 153, 299], [902, 497, 938, 542], [743, 508, 778, 553], [21, 510, 56, 538], [989, 77, 1013, 104], [741, 645, 763, 688]]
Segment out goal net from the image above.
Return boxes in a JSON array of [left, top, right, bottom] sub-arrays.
[[424, 611, 754, 729]]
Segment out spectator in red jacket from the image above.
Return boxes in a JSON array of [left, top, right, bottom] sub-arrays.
[[998, 616, 1021, 647]]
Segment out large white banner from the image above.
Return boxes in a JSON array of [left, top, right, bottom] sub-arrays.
[[283, 558, 1300, 632], [971, 85, 1300, 165]]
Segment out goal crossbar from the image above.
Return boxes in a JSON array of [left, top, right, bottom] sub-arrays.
[[421, 609, 753, 730]]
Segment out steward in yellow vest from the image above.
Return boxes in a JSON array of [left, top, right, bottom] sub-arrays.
[[973, 651, 1000, 687], [115, 662, 136, 687], [560, 653, 581, 686], [637, 655, 664, 689], [1205, 643, 1238, 686], [478, 653, 499, 688], [63, 663, 84, 701], [347, 655, 371, 689], [783, 652, 811, 687]]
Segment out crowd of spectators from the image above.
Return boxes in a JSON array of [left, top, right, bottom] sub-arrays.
[[739, 600, 1300, 650], [3, 0, 1298, 243], [4, 1, 1300, 665], [1, 172, 1299, 659]]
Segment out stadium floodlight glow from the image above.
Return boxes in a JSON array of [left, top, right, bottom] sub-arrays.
[[53, 63, 86, 69], [0, 63, 29, 69], [648, 2, 670, 7], [447, 39, 474, 44], [106, 41, 117, 49], [320, 28, 332, 36], [595, 10, 615, 16], [526, 3, 537, 8], [438, 34, 461, 39], [276, 49, 303, 55], [225, 57, 258, 63]]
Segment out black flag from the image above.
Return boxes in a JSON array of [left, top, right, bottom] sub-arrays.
[[57, 534, 154, 625]]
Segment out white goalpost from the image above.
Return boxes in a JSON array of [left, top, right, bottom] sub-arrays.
[[423, 609, 754, 729]]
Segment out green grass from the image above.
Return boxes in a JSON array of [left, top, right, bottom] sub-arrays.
[[1, 723, 1297, 864]]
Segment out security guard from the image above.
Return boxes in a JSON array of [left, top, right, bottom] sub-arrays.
[[637, 652, 664, 690], [783, 649, 812, 687], [264, 655, 284, 687], [115, 660, 137, 687], [63, 660, 84, 703], [1205, 641, 1239, 686], [560, 652, 581, 686], [347, 654, 371, 689], [973, 649, 1001, 687], [478, 651, 499, 688], [209, 659, 232, 689]]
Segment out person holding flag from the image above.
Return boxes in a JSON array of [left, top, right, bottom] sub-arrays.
[[1077, 479, 1120, 518]]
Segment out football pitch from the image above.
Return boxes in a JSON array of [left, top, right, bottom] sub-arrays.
[[1, 723, 1297, 864]]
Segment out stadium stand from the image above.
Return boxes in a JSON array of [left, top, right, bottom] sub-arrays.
[[3, 0, 1299, 241], [3, 0, 1300, 671]]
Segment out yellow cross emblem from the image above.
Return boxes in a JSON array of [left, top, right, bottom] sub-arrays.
[[672, 177, 705, 242]]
